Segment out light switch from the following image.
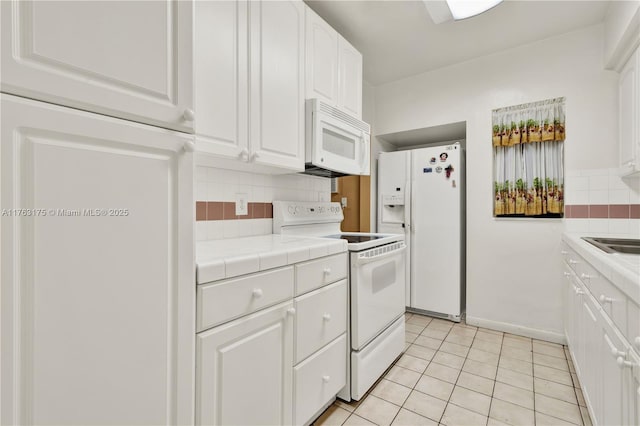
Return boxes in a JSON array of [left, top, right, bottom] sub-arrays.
[[341, 197, 347, 208], [236, 193, 248, 216]]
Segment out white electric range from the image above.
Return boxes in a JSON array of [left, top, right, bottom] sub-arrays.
[[273, 201, 406, 401]]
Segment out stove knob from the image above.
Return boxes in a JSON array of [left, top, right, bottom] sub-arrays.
[[295, 206, 301, 214], [288, 206, 294, 214], [319, 207, 325, 213]]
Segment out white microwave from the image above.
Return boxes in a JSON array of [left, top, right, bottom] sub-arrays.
[[304, 99, 371, 177]]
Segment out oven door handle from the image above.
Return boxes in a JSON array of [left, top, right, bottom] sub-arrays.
[[354, 243, 406, 265]]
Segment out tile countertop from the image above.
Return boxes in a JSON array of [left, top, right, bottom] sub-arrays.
[[562, 232, 640, 306], [196, 234, 348, 284]]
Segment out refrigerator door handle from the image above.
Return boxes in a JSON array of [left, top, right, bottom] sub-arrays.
[[408, 179, 415, 233], [405, 179, 412, 232]]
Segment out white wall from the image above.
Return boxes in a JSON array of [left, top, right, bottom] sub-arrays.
[[374, 24, 618, 340], [363, 81, 397, 231]]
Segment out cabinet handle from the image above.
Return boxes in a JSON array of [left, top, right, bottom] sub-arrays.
[[323, 313, 332, 322], [580, 273, 591, 280], [287, 307, 296, 316], [323, 267, 332, 275], [563, 272, 571, 277], [252, 288, 263, 298], [604, 334, 626, 360], [568, 259, 578, 265], [599, 294, 613, 304], [573, 286, 583, 296], [322, 375, 331, 383], [611, 347, 626, 358], [561, 250, 568, 255], [616, 356, 634, 369], [250, 152, 260, 162], [238, 149, 249, 160], [183, 140, 196, 152], [183, 109, 195, 121]]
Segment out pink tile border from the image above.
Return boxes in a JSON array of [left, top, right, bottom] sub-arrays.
[[196, 201, 273, 221], [589, 205, 608, 218], [565, 204, 640, 219]]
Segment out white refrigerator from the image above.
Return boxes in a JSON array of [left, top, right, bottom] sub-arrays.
[[378, 143, 465, 321]]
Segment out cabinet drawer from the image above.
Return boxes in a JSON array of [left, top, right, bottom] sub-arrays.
[[575, 256, 601, 294], [595, 276, 627, 336], [295, 253, 347, 295], [295, 280, 347, 363], [561, 242, 579, 272], [293, 334, 347, 426], [197, 267, 294, 332]]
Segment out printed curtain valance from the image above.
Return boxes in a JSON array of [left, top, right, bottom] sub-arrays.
[[493, 98, 565, 218], [492, 98, 565, 146]]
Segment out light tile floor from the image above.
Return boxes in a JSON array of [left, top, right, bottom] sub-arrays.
[[313, 312, 592, 426]]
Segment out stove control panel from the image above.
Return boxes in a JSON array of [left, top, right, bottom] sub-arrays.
[[273, 201, 344, 231], [286, 204, 340, 216]]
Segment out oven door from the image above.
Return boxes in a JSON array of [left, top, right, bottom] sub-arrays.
[[350, 241, 406, 350]]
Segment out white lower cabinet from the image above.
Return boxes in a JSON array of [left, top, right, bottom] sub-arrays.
[[196, 301, 295, 426], [196, 253, 348, 425], [562, 242, 640, 426], [1, 94, 195, 425], [293, 334, 347, 425]]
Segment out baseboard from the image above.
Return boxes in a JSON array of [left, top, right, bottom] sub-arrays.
[[466, 316, 567, 345]]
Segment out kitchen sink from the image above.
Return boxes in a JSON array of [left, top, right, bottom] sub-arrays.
[[582, 237, 640, 255]]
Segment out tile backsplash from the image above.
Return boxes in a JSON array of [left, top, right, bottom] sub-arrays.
[[196, 166, 331, 240], [564, 168, 640, 236]]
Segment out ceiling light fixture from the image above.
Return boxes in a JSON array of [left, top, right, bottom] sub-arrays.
[[446, 0, 503, 20], [423, 0, 503, 24]]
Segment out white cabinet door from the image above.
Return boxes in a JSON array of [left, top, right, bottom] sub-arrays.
[[305, 6, 338, 106], [563, 266, 576, 348], [1, 0, 194, 132], [194, 0, 249, 159], [623, 349, 640, 426], [249, 0, 305, 172], [337, 35, 363, 120], [0, 94, 195, 425], [196, 302, 294, 426], [580, 289, 601, 415], [619, 47, 639, 174], [601, 317, 626, 426]]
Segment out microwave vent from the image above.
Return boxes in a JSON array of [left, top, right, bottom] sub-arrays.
[[318, 102, 370, 134], [303, 163, 349, 178]]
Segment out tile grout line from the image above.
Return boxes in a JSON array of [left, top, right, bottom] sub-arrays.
[[436, 319, 478, 425], [483, 327, 502, 426]]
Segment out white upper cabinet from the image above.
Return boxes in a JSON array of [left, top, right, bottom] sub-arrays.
[[337, 35, 363, 119], [1, 0, 194, 133], [194, 0, 248, 160], [305, 8, 339, 105], [249, 0, 305, 171], [619, 47, 639, 176], [1, 94, 194, 425], [305, 6, 363, 120], [194, 0, 305, 173]]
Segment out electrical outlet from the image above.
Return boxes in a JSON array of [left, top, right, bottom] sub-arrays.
[[235, 193, 248, 216]]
